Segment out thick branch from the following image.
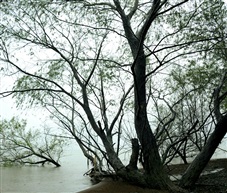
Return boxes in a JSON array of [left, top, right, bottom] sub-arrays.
[[137, 0, 161, 41], [213, 72, 227, 122], [127, 138, 139, 170], [127, 0, 138, 20]]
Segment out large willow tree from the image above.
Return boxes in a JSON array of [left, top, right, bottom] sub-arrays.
[[0, 0, 226, 192]]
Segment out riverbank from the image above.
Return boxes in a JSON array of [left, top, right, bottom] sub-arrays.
[[77, 178, 168, 193], [77, 159, 227, 193]]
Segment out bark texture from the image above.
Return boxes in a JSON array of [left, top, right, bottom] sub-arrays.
[[127, 138, 139, 170]]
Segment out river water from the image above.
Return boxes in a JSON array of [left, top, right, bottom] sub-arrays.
[[0, 147, 93, 193]]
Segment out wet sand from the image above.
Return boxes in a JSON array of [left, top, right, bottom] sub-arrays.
[[77, 178, 168, 193]]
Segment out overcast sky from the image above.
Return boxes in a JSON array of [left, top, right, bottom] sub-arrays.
[[0, 75, 50, 129]]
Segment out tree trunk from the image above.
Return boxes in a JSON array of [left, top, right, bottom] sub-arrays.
[[113, 2, 187, 192], [127, 138, 139, 170], [133, 50, 175, 190], [179, 114, 227, 188]]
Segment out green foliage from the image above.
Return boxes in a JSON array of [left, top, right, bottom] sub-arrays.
[[0, 117, 65, 166], [166, 0, 227, 106], [47, 61, 63, 79], [153, 0, 227, 164]]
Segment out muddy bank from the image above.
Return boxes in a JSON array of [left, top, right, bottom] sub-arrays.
[[77, 159, 227, 193], [77, 178, 168, 193]]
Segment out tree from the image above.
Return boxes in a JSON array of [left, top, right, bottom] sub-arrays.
[[0, 117, 65, 167], [164, 0, 227, 187], [175, 70, 227, 187], [0, 0, 226, 192]]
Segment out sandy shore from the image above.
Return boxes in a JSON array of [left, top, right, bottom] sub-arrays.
[[77, 179, 168, 193], [77, 159, 227, 193]]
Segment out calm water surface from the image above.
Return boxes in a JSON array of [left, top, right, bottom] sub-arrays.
[[0, 148, 93, 193]]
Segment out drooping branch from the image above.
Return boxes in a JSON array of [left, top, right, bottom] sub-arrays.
[[0, 118, 63, 167], [0, 50, 84, 107], [85, 33, 107, 87], [0, 88, 61, 98]]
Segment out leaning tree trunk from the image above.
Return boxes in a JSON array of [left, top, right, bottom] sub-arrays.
[[132, 49, 184, 192], [180, 113, 227, 188], [134, 50, 167, 183]]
